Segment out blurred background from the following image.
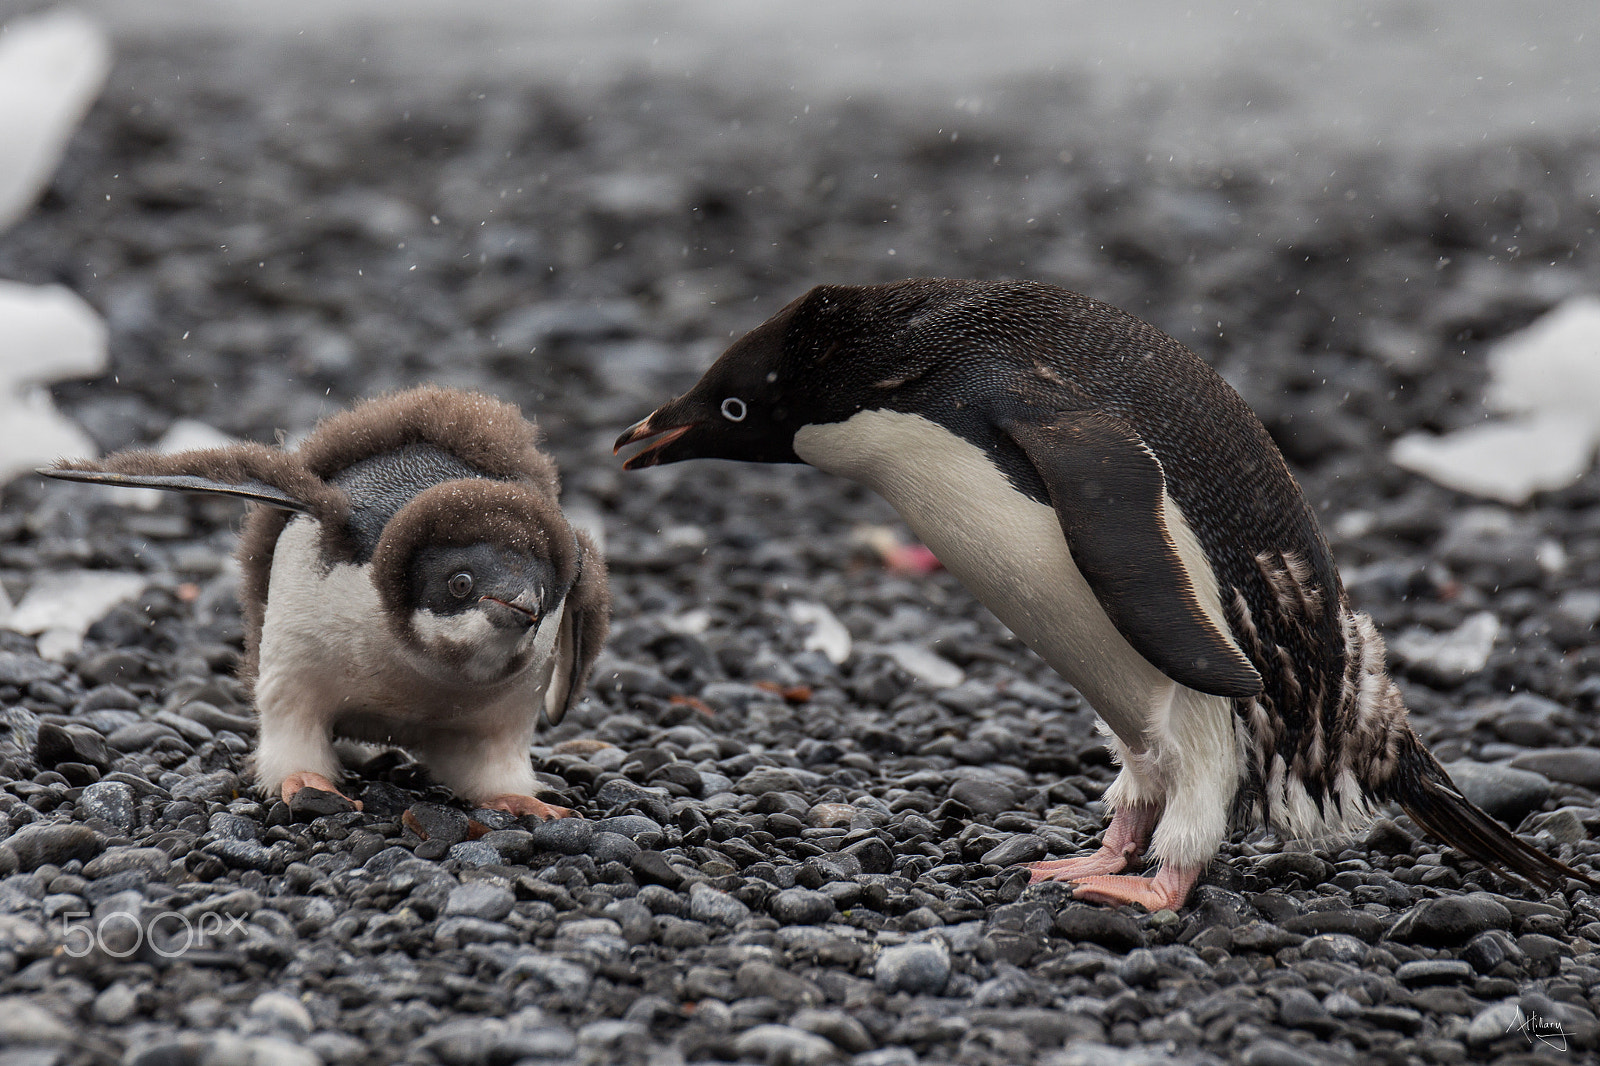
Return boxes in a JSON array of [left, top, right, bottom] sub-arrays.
[[1, 0, 1599, 681]]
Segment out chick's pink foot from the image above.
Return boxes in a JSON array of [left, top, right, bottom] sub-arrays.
[[1070, 865, 1201, 911], [280, 771, 363, 811], [482, 793, 575, 821]]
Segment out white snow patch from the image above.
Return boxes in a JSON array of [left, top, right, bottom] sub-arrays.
[[788, 601, 852, 665], [1, 569, 149, 660], [1392, 298, 1600, 504], [0, 9, 111, 231]]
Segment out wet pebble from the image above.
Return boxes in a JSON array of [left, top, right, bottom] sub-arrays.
[[1509, 747, 1600, 789], [1442, 760, 1553, 823], [874, 939, 951, 995], [445, 882, 515, 922], [76, 780, 136, 829], [1391, 894, 1512, 945], [769, 887, 836, 925], [733, 1024, 838, 1066], [688, 882, 751, 927], [3, 822, 104, 870]]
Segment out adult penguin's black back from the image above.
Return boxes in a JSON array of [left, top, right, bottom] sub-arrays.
[[618, 278, 1595, 907]]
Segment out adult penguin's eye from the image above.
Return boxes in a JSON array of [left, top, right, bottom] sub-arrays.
[[448, 572, 474, 598], [720, 397, 747, 422]]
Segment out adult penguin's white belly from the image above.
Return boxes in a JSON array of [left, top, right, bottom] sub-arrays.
[[796, 406, 1230, 753]]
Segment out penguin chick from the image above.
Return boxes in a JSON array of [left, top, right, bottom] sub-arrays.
[[616, 278, 1597, 910], [44, 386, 610, 819]]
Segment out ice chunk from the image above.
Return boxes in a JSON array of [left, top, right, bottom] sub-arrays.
[[1485, 296, 1600, 416], [0, 385, 96, 484], [0, 281, 110, 483], [0, 9, 111, 231], [0, 281, 108, 391], [1, 569, 149, 660], [1392, 297, 1600, 503], [789, 601, 852, 664], [1390, 412, 1596, 506]]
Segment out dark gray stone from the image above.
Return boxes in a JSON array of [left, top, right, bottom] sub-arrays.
[[445, 882, 515, 922], [1509, 748, 1600, 790], [732, 1025, 837, 1066], [0, 651, 63, 686], [169, 770, 238, 803], [590, 831, 640, 865], [1054, 904, 1144, 951], [1298, 933, 1368, 965], [875, 940, 951, 995], [1396, 959, 1474, 986], [981, 834, 1047, 866], [1230, 921, 1305, 954], [205, 838, 278, 873], [446, 841, 502, 867], [948, 778, 1015, 815], [529, 816, 595, 855], [34, 723, 112, 770], [595, 814, 664, 839], [1282, 908, 1384, 942], [1390, 894, 1512, 945], [769, 888, 836, 925], [3, 823, 104, 871], [76, 781, 136, 830], [404, 804, 471, 846], [689, 882, 751, 927], [631, 851, 684, 889], [289, 787, 357, 818], [1277, 988, 1337, 1034], [477, 829, 535, 864], [83, 847, 171, 879], [1255, 851, 1334, 886], [841, 836, 893, 875], [1443, 760, 1552, 823], [1462, 929, 1521, 973]]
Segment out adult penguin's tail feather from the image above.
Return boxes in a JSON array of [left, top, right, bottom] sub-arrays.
[[1391, 738, 1598, 891]]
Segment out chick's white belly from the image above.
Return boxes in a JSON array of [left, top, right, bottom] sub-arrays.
[[255, 518, 540, 746], [796, 410, 1173, 748]]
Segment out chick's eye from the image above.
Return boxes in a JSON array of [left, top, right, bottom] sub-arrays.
[[720, 397, 747, 422], [448, 572, 474, 598]]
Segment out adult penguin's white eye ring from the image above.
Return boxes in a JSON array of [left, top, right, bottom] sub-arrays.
[[448, 572, 474, 598], [720, 397, 747, 422]]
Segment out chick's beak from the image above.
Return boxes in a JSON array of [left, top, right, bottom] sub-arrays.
[[614, 411, 696, 470], [479, 593, 539, 628]]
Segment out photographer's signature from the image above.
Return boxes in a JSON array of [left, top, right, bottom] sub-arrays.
[[1507, 1009, 1571, 1052]]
